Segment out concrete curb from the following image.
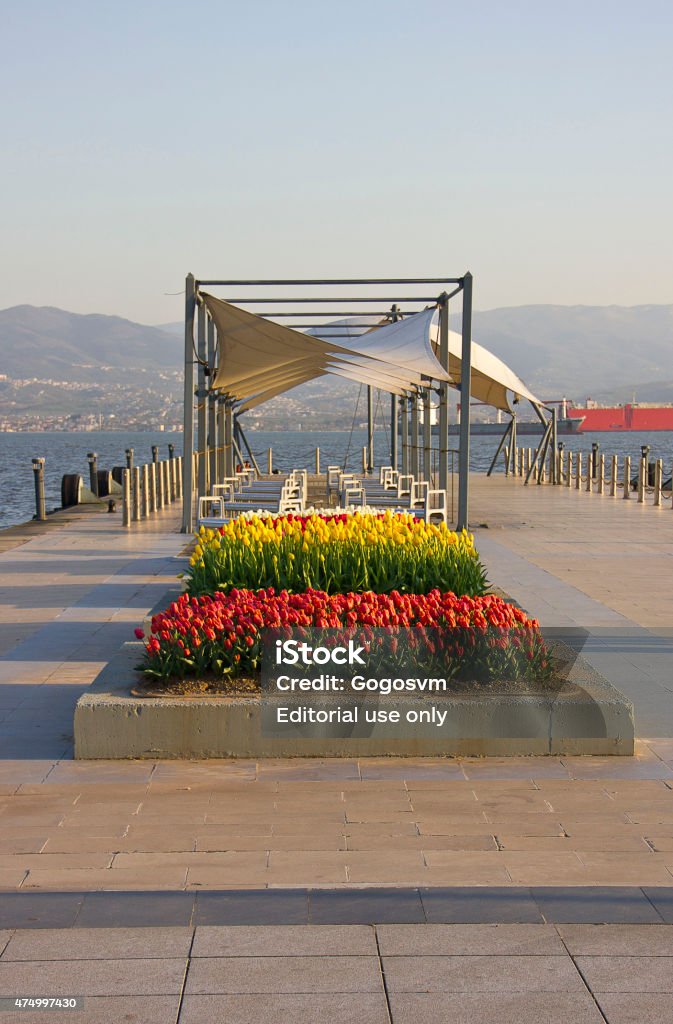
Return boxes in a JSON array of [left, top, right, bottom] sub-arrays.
[[74, 641, 634, 759]]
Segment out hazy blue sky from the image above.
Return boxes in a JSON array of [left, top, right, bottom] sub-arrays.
[[2, 0, 672, 323]]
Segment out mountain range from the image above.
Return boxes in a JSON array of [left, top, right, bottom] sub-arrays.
[[1, 302, 672, 428]]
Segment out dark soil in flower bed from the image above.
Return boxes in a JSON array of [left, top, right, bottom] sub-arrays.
[[130, 640, 582, 700]]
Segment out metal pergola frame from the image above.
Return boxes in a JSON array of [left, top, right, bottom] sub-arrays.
[[181, 274, 474, 533]]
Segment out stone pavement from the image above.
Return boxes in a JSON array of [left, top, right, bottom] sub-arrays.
[[0, 483, 672, 1021], [1, 757, 673, 889], [470, 474, 673, 736], [2, 921, 673, 1023]]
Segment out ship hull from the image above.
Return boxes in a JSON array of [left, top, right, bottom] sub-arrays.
[[567, 404, 673, 431], [430, 419, 582, 436]]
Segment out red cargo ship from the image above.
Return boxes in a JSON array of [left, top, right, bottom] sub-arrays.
[[565, 399, 673, 432]]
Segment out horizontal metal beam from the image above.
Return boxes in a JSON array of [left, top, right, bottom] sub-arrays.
[[196, 277, 464, 286], [253, 313, 424, 322], [200, 296, 440, 304]]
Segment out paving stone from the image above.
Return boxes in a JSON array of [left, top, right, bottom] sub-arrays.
[[377, 923, 565, 956], [2, 926, 193, 961], [382, 953, 584, 992], [0, 996, 181, 1024], [0, 957, 187, 996], [192, 924, 376, 957], [531, 887, 665, 923], [21, 866, 189, 890], [577, 954, 673, 991], [178, 992, 389, 1024], [420, 887, 543, 923], [388, 991, 604, 1023], [0, 892, 85, 929], [185, 954, 382, 994], [643, 888, 673, 923], [76, 892, 194, 928], [595, 992, 673, 1023], [194, 890, 309, 926], [558, 924, 673, 956], [309, 888, 425, 924]]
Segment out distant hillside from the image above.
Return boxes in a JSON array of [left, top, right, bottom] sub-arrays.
[[463, 304, 673, 398], [160, 302, 673, 401], [2, 302, 673, 429], [0, 305, 181, 384]]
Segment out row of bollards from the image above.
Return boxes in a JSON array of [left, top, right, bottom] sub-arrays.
[[122, 456, 183, 528], [31, 447, 183, 524], [509, 443, 672, 510]]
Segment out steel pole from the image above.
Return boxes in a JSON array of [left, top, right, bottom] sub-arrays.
[[181, 273, 196, 533], [423, 389, 432, 482], [224, 400, 234, 478], [457, 273, 473, 530], [207, 317, 217, 490], [401, 397, 409, 475], [197, 302, 207, 499], [409, 394, 418, 478], [367, 386, 374, 472], [215, 397, 224, 482], [438, 294, 450, 493], [390, 394, 398, 469]]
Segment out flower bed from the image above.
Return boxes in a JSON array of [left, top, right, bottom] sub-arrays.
[[185, 512, 488, 597], [136, 588, 551, 685]]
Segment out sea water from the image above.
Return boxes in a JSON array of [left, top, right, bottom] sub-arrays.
[[1, 428, 672, 530]]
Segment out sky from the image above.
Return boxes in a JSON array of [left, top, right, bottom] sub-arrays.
[[1, 0, 672, 324]]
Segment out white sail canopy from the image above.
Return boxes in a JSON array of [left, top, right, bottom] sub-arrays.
[[203, 294, 541, 413]]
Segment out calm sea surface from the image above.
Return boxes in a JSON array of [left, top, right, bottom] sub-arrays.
[[1, 428, 672, 530]]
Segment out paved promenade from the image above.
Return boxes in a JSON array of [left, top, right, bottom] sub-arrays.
[[0, 482, 671, 1021]]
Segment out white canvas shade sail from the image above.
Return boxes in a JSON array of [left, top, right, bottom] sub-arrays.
[[427, 319, 541, 412], [204, 294, 350, 394], [203, 294, 541, 414]]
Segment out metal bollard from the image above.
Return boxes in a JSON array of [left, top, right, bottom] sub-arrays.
[[168, 443, 175, 460], [566, 451, 573, 488], [504, 446, 510, 477], [267, 448, 273, 474], [122, 469, 131, 527], [152, 445, 159, 463], [125, 448, 134, 472], [638, 458, 646, 503], [576, 452, 583, 490], [585, 452, 592, 491], [654, 459, 663, 506], [610, 455, 618, 497], [156, 462, 165, 509], [132, 467, 141, 521], [362, 447, 368, 474], [623, 456, 631, 499], [141, 464, 149, 518], [315, 447, 320, 474], [32, 458, 47, 521], [163, 461, 170, 504], [87, 452, 98, 497], [175, 457, 183, 500], [149, 462, 157, 513], [598, 453, 605, 495]]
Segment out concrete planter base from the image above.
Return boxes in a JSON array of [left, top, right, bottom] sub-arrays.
[[74, 642, 634, 759]]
